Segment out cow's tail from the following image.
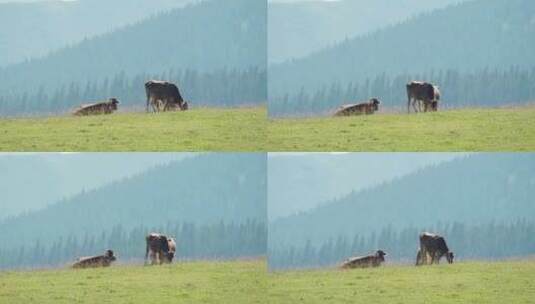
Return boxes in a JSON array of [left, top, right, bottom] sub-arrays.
[[145, 83, 150, 113], [144, 237, 150, 265], [406, 84, 411, 114]]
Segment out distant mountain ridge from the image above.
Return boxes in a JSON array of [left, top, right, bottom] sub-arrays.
[[268, 153, 461, 219], [0, 0, 194, 67], [0, 153, 267, 248], [268, 0, 465, 63], [270, 153, 535, 248], [269, 0, 535, 97], [0, 153, 191, 219], [0, 0, 266, 96]]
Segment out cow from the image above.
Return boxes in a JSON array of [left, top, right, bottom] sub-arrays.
[[72, 249, 117, 269], [144, 80, 187, 113], [334, 98, 381, 117], [341, 250, 387, 269], [73, 98, 120, 116], [406, 81, 440, 113], [416, 232, 454, 266], [145, 233, 177, 265]]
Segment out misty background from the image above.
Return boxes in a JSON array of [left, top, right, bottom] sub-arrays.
[[0, 0, 266, 116], [268, 153, 535, 270], [0, 153, 267, 270], [268, 0, 535, 116]]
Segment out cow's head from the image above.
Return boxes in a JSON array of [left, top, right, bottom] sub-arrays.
[[164, 251, 175, 263], [109, 98, 120, 110], [430, 100, 439, 112], [376, 250, 387, 261], [105, 249, 117, 261], [446, 251, 454, 264], [163, 237, 177, 263], [370, 98, 381, 111], [433, 86, 441, 101], [181, 101, 189, 111]]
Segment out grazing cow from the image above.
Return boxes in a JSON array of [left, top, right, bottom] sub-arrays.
[[145, 233, 177, 265], [72, 250, 117, 269], [341, 250, 387, 269], [145, 80, 187, 112], [334, 98, 381, 117], [73, 98, 120, 116], [406, 81, 440, 113], [416, 232, 454, 265]]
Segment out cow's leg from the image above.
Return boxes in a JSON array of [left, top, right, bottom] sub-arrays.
[[422, 248, 429, 265], [412, 99, 419, 113], [145, 243, 150, 265]]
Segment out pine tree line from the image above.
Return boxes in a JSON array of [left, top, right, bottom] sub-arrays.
[[269, 220, 535, 270], [270, 66, 535, 116], [0, 67, 266, 116], [0, 220, 266, 270]]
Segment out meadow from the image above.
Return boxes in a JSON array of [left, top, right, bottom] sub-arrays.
[[268, 260, 535, 304], [0, 260, 266, 304], [0, 107, 266, 151], [267, 107, 535, 151]]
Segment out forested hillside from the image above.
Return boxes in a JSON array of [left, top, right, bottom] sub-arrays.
[[0, 0, 267, 116], [0, 220, 266, 270], [0, 67, 266, 115], [270, 153, 535, 248], [0, 0, 193, 67], [268, 0, 464, 63], [269, 0, 535, 115], [271, 67, 535, 116], [0, 153, 266, 249], [0, 153, 190, 219], [270, 220, 535, 269]]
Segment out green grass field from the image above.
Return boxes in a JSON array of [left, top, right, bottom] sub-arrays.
[[268, 261, 535, 304], [267, 107, 535, 151], [0, 107, 266, 151], [0, 260, 266, 304]]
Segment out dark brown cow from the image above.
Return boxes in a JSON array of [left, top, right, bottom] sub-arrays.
[[73, 98, 119, 116], [406, 81, 440, 113], [145, 233, 177, 265], [145, 80, 187, 112], [72, 250, 117, 269], [341, 250, 387, 269], [334, 98, 381, 117], [416, 232, 454, 266]]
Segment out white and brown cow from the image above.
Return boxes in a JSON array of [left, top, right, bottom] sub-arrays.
[[145, 233, 177, 265], [145, 80, 188, 113], [416, 232, 454, 266], [406, 81, 440, 113]]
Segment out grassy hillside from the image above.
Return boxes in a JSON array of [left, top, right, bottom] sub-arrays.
[[267, 107, 535, 151], [0, 107, 266, 151], [268, 261, 535, 304], [0, 260, 266, 304]]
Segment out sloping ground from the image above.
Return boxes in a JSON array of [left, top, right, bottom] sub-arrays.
[[0, 107, 266, 151], [267, 107, 535, 151], [0, 259, 266, 304], [268, 260, 535, 304]]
